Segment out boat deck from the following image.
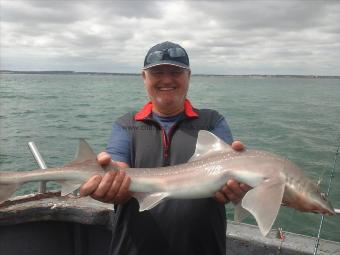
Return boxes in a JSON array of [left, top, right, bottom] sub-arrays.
[[0, 193, 339, 255]]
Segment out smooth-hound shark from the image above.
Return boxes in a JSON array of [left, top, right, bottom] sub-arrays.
[[0, 131, 335, 236]]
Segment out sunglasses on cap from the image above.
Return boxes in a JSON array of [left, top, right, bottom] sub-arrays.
[[145, 47, 189, 66]]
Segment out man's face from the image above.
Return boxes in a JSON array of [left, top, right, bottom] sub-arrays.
[[142, 65, 191, 115]]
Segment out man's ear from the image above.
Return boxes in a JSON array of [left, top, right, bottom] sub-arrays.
[[141, 71, 147, 87]]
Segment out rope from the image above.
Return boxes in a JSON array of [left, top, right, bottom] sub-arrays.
[[313, 136, 340, 255]]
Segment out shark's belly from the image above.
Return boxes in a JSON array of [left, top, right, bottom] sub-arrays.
[[129, 170, 227, 199], [165, 175, 227, 199]]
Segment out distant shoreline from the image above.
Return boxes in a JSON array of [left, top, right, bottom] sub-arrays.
[[1, 70, 339, 79]]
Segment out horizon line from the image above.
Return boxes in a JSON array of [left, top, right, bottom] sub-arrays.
[[1, 70, 339, 78]]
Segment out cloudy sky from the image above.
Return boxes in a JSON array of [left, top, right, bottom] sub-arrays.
[[1, 0, 340, 75]]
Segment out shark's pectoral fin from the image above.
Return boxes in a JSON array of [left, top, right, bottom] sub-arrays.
[[234, 202, 250, 222], [0, 183, 19, 203], [241, 173, 285, 236], [134, 192, 169, 211], [59, 181, 82, 196]]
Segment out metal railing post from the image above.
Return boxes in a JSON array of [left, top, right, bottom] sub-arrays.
[[28, 141, 47, 193]]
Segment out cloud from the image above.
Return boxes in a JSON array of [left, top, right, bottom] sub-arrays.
[[1, 0, 339, 75]]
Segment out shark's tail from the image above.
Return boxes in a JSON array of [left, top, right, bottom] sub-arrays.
[[0, 139, 103, 204], [0, 181, 19, 203]]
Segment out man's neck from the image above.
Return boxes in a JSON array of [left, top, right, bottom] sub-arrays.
[[152, 105, 184, 117]]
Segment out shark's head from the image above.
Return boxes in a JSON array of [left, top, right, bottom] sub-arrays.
[[290, 181, 335, 215], [282, 158, 335, 216], [308, 183, 335, 215]]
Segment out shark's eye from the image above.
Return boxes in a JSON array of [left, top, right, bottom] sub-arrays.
[[321, 192, 327, 200]]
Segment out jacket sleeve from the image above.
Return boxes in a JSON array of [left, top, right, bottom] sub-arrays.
[[209, 116, 234, 145], [106, 122, 131, 165]]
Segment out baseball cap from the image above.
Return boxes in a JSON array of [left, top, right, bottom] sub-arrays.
[[143, 41, 190, 70]]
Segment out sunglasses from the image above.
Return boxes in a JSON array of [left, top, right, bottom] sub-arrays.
[[145, 47, 188, 65]]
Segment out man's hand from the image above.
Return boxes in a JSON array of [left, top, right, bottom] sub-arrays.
[[214, 140, 252, 204], [79, 152, 132, 204]]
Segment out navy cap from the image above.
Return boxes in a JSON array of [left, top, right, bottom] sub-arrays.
[[143, 41, 190, 70]]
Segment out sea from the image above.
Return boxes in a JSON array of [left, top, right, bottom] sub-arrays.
[[0, 73, 339, 242]]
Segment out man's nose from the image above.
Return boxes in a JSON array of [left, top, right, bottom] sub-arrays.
[[160, 72, 174, 83]]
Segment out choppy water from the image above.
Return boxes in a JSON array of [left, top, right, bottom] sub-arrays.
[[0, 73, 339, 241]]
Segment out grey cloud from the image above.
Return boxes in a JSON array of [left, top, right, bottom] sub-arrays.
[[1, 0, 339, 75], [1, 1, 83, 24], [88, 1, 163, 19], [2, 0, 163, 24], [188, 1, 332, 31]]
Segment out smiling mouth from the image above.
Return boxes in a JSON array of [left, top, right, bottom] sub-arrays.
[[158, 87, 176, 91]]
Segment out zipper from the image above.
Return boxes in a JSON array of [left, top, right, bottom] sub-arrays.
[[145, 116, 185, 165], [162, 128, 169, 160], [162, 122, 182, 165], [144, 118, 170, 164]]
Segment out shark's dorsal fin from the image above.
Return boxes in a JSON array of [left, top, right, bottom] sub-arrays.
[[189, 130, 233, 162], [60, 139, 102, 195], [64, 138, 100, 170], [72, 139, 97, 163]]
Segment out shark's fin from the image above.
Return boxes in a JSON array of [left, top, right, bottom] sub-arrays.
[[317, 168, 327, 187], [59, 139, 98, 196], [189, 130, 233, 162], [0, 183, 19, 203], [134, 192, 169, 211], [234, 202, 250, 222], [59, 180, 82, 196], [71, 139, 97, 164], [64, 139, 103, 173], [241, 172, 285, 236]]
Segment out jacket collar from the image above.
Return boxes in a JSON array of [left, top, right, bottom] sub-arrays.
[[134, 99, 199, 120]]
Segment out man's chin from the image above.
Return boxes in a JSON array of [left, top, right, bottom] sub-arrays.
[[153, 98, 185, 115]]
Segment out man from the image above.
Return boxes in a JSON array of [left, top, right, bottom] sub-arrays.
[[80, 41, 250, 255]]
